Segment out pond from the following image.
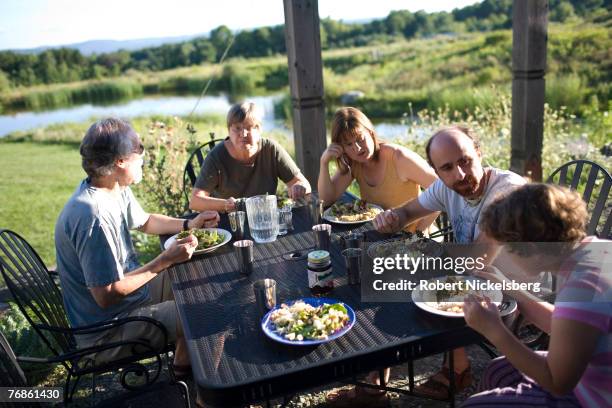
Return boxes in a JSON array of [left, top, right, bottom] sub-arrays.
[[0, 94, 421, 141]]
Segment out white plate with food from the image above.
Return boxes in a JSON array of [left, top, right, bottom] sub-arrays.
[[164, 228, 232, 254], [322, 199, 383, 224], [412, 275, 503, 318], [262, 298, 355, 345]]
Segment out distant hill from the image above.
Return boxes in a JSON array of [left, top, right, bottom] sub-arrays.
[[12, 33, 207, 55]]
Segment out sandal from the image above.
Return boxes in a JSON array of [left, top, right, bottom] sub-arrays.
[[326, 385, 390, 408], [170, 362, 192, 381], [414, 365, 472, 399]]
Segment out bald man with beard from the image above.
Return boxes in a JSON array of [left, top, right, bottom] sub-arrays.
[[372, 125, 526, 399]]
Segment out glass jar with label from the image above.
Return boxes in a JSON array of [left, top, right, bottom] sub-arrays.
[[307, 250, 334, 296]]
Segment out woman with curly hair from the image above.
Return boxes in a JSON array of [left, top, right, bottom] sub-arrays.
[[462, 183, 611, 407]]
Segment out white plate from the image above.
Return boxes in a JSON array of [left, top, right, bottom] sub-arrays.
[[412, 276, 503, 318], [164, 228, 232, 255], [322, 203, 384, 225], [262, 298, 356, 345]]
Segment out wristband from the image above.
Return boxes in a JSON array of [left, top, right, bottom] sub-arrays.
[[182, 219, 190, 231]]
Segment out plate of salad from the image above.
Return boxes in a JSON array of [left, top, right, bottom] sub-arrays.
[[262, 298, 355, 345], [164, 228, 231, 254]]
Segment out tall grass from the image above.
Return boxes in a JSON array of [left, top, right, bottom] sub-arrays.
[[545, 74, 586, 113], [6, 80, 144, 111]]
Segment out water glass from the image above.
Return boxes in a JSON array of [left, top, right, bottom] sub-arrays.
[[343, 232, 364, 249], [245, 195, 279, 243], [234, 239, 254, 275], [228, 210, 246, 239], [342, 248, 362, 285], [312, 223, 332, 251], [253, 279, 277, 318], [277, 207, 293, 236], [309, 196, 325, 225]]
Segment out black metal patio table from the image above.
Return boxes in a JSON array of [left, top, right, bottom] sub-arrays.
[[166, 194, 486, 407]]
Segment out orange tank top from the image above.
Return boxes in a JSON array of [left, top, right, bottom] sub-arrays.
[[352, 153, 421, 232]]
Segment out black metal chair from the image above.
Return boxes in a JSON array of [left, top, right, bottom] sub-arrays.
[[0, 229, 190, 407], [182, 133, 224, 211], [547, 159, 611, 239], [431, 212, 454, 242], [0, 330, 41, 408]]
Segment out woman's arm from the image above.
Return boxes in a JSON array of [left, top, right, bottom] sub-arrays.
[[285, 173, 312, 199], [190, 187, 235, 213], [464, 296, 601, 396], [318, 144, 353, 205]]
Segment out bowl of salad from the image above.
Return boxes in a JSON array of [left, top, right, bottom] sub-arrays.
[[262, 298, 355, 345]]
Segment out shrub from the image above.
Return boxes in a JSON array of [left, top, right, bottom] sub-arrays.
[[221, 63, 256, 96], [0, 303, 56, 383]]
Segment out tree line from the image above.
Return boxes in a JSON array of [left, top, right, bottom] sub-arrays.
[[0, 0, 607, 92]]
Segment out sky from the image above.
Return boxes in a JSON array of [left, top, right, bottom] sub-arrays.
[[0, 0, 481, 51]]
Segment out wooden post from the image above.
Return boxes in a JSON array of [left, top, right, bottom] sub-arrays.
[[510, 0, 548, 181], [283, 0, 327, 187]]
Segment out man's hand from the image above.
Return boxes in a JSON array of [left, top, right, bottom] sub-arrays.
[[288, 183, 307, 200], [373, 209, 402, 233], [160, 235, 198, 268], [189, 211, 220, 229], [463, 294, 504, 341]]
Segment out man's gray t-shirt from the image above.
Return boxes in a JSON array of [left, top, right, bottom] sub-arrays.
[[418, 168, 525, 243], [55, 180, 150, 341], [194, 138, 300, 198]]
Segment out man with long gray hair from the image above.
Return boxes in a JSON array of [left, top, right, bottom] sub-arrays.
[[55, 118, 219, 376]]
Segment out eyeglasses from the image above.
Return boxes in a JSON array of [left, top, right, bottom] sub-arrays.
[[231, 124, 260, 134]]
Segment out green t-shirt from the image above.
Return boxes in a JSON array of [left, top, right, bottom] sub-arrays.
[[194, 138, 301, 198]]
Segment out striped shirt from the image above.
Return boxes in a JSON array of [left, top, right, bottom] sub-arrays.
[[553, 237, 612, 408]]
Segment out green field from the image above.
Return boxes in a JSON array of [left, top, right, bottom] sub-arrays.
[[0, 142, 83, 264], [1, 17, 610, 267]]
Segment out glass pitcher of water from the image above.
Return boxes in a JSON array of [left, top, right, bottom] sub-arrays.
[[245, 195, 279, 243]]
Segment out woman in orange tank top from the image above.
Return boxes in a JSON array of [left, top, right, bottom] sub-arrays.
[[318, 107, 439, 233]]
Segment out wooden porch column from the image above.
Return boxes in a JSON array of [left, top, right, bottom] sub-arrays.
[[283, 0, 327, 187], [510, 0, 548, 181]]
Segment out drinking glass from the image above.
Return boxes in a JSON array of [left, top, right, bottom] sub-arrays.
[[245, 195, 279, 243], [253, 279, 277, 318], [277, 206, 293, 236], [228, 210, 246, 239], [342, 248, 362, 285]]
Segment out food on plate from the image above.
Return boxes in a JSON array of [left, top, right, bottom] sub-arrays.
[[277, 191, 294, 209], [436, 276, 471, 302], [369, 236, 423, 258], [178, 229, 224, 250], [433, 276, 483, 313], [268, 300, 350, 341], [328, 199, 382, 222]]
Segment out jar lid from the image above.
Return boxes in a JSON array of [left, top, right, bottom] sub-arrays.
[[308, 250, 330, 264]]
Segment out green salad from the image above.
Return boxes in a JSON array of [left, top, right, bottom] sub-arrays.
[[178, 229, 224, 250], [269, 300, 350, 341], [277, 191, 294, 209]]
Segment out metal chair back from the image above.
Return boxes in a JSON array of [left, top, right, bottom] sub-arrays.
[[0, 229, 76, 365], [0, 329, 42, 408], [547, 159, 611, 238], [0, 329, 27, 387], [182, 134, 223, 208], [432, 212, 454, 242]]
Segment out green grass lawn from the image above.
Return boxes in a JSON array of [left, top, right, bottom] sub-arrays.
[[0, 142, 83, 265]]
